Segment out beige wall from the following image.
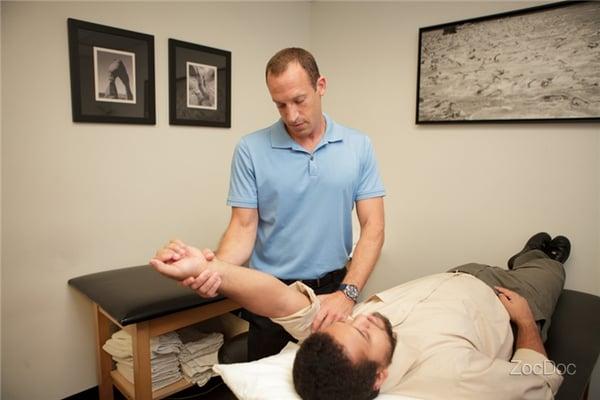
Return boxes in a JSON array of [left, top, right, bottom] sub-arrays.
[[1, 1, 599, 399], [0, 1, 3, 393]]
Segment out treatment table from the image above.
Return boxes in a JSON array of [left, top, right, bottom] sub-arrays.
[[69, 265, 240, 400]]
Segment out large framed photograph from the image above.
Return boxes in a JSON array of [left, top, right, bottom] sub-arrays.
[[68, 18, 155, 124], [169, 39, 231, 127], [416, 1, 600, 124]]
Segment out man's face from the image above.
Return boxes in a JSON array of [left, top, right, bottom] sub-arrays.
[[323, 312, 396, 368], [266, 62, 326, 139]]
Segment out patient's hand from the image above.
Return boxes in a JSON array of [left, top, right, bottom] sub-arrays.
[[495, 286, 535, 326], [153, 239, 188, 264], [150, 241, 208, 281]]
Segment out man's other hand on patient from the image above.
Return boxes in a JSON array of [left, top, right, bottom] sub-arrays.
[[312, 291, 355, 332]]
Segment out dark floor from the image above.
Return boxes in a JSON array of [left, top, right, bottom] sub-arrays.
[[64, 377, 237, 400]]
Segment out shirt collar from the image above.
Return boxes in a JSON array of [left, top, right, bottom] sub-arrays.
[[270, 113, 343, 150]]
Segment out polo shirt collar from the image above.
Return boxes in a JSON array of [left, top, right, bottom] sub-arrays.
[[270, 113, 343, 150]]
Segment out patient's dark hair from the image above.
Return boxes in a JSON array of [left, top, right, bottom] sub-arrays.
[[293, 332, 379, 400]]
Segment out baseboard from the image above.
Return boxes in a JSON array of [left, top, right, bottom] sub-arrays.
[[61, 378, 232, 400], [62, 386, 126, 400], [61, 386, 98, 400]]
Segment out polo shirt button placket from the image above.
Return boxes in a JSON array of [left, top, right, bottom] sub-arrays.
[[308, 154, 318, 177]]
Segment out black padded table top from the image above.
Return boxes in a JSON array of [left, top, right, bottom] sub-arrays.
[[69, 265, 227, 326]]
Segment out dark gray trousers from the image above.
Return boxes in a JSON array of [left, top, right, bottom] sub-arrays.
[[448, 249, 565, 341]]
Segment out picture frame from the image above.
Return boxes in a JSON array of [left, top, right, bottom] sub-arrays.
[[416, 1, 600, 124], [68, 18, 155, 124], [169, 39, 231, 127]]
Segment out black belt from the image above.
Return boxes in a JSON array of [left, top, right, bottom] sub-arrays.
[[281, 267, 347, 289]]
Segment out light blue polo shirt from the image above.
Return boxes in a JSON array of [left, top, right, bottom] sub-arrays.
[[227, 114, 385, 280]]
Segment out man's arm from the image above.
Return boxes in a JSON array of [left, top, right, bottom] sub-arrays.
[[343, 197, 385, 292], [215, 207, 258, 266], [153, 208, 257, 298], [311, 197, 384, 331], [495, 286, 546, 356], [219, 138, 260, 266], [150, 244, 309, 318]]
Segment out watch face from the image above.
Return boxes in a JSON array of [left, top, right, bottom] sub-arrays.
[[343, 284, 359, 301]]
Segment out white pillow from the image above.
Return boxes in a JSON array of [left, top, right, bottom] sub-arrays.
[[213, 343, 420, 400]]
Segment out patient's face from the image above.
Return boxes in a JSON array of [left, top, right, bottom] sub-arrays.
[[323, 312, 396, 368]]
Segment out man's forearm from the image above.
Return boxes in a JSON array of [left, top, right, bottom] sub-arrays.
[[515, 320, 547, 357], [206, 259, 310, 318], [215, 210, 257, 265], [215, 230, 254, 266], [343, 223, 384, 290]]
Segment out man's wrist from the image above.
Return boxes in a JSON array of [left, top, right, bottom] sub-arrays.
[[338, 283, 359, 302], [515, 319, 537, 330]]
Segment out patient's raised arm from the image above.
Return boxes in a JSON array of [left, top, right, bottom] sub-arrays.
[[150, 241, 311, 318]]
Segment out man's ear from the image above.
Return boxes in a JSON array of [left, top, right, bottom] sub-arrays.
[[316, 76, 327, 96], [373, 367, 389, 391]]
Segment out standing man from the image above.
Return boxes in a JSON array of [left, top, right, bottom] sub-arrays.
[[172, 48, 385, 360]]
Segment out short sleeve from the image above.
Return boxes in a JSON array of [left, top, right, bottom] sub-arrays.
[[355, 137, 385, 201], [227, 140, 258, 208]]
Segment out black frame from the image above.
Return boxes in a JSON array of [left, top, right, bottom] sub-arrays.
[[169, 39, 231, 127], [68, 18, 155, 124], [416, 1, 600, 124]]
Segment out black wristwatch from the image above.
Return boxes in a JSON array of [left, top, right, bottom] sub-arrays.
[[338, 283, 359, 302]]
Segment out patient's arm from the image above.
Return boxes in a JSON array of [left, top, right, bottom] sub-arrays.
[[150, 243, 310, 318], [496, 286, 546, 356]]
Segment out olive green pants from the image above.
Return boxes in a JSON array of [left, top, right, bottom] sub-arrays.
[[448, 250, 565, 341]]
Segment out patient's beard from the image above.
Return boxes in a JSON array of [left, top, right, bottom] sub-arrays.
[[372, 312, 397, 364]]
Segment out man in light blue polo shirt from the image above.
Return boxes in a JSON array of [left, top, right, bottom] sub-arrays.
[[173, 48, 385, 360]]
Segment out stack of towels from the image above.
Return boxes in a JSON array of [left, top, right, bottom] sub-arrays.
[[102, 326, 224, 390], [177, 326, 224, 386], [103, 330, 183, 390]]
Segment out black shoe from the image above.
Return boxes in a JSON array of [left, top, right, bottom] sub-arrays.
[[508, 232, 551, 269], [547, 235, 571, 264]]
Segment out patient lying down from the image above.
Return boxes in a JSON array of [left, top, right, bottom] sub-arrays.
[[150, 233, 570, 400]]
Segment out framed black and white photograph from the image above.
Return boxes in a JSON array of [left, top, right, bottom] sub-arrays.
[[93, 47, 136, 104], [416, 1, 600, 124], [68, 18, 155, 124], [169, 39, 231, 127], [187, 62, 217, 110]]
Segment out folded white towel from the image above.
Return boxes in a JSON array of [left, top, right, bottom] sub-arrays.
[[176, 327, 223, 387], [113, 353, 180, 374], [184, 334, 223, 353], [104, 329, 184, 391], [182, 369, 215, 387], [179, 348, 219, 367], [104, 328, 224, 390], [116, 363, 182, 391], [102, 330, 182, 359]]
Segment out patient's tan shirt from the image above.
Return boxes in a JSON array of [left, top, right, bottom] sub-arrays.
[[272, 272, 563, 400]]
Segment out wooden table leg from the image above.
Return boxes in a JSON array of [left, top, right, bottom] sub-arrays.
[[132, 321, 153, 399], [94, 304, 114, 400]]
